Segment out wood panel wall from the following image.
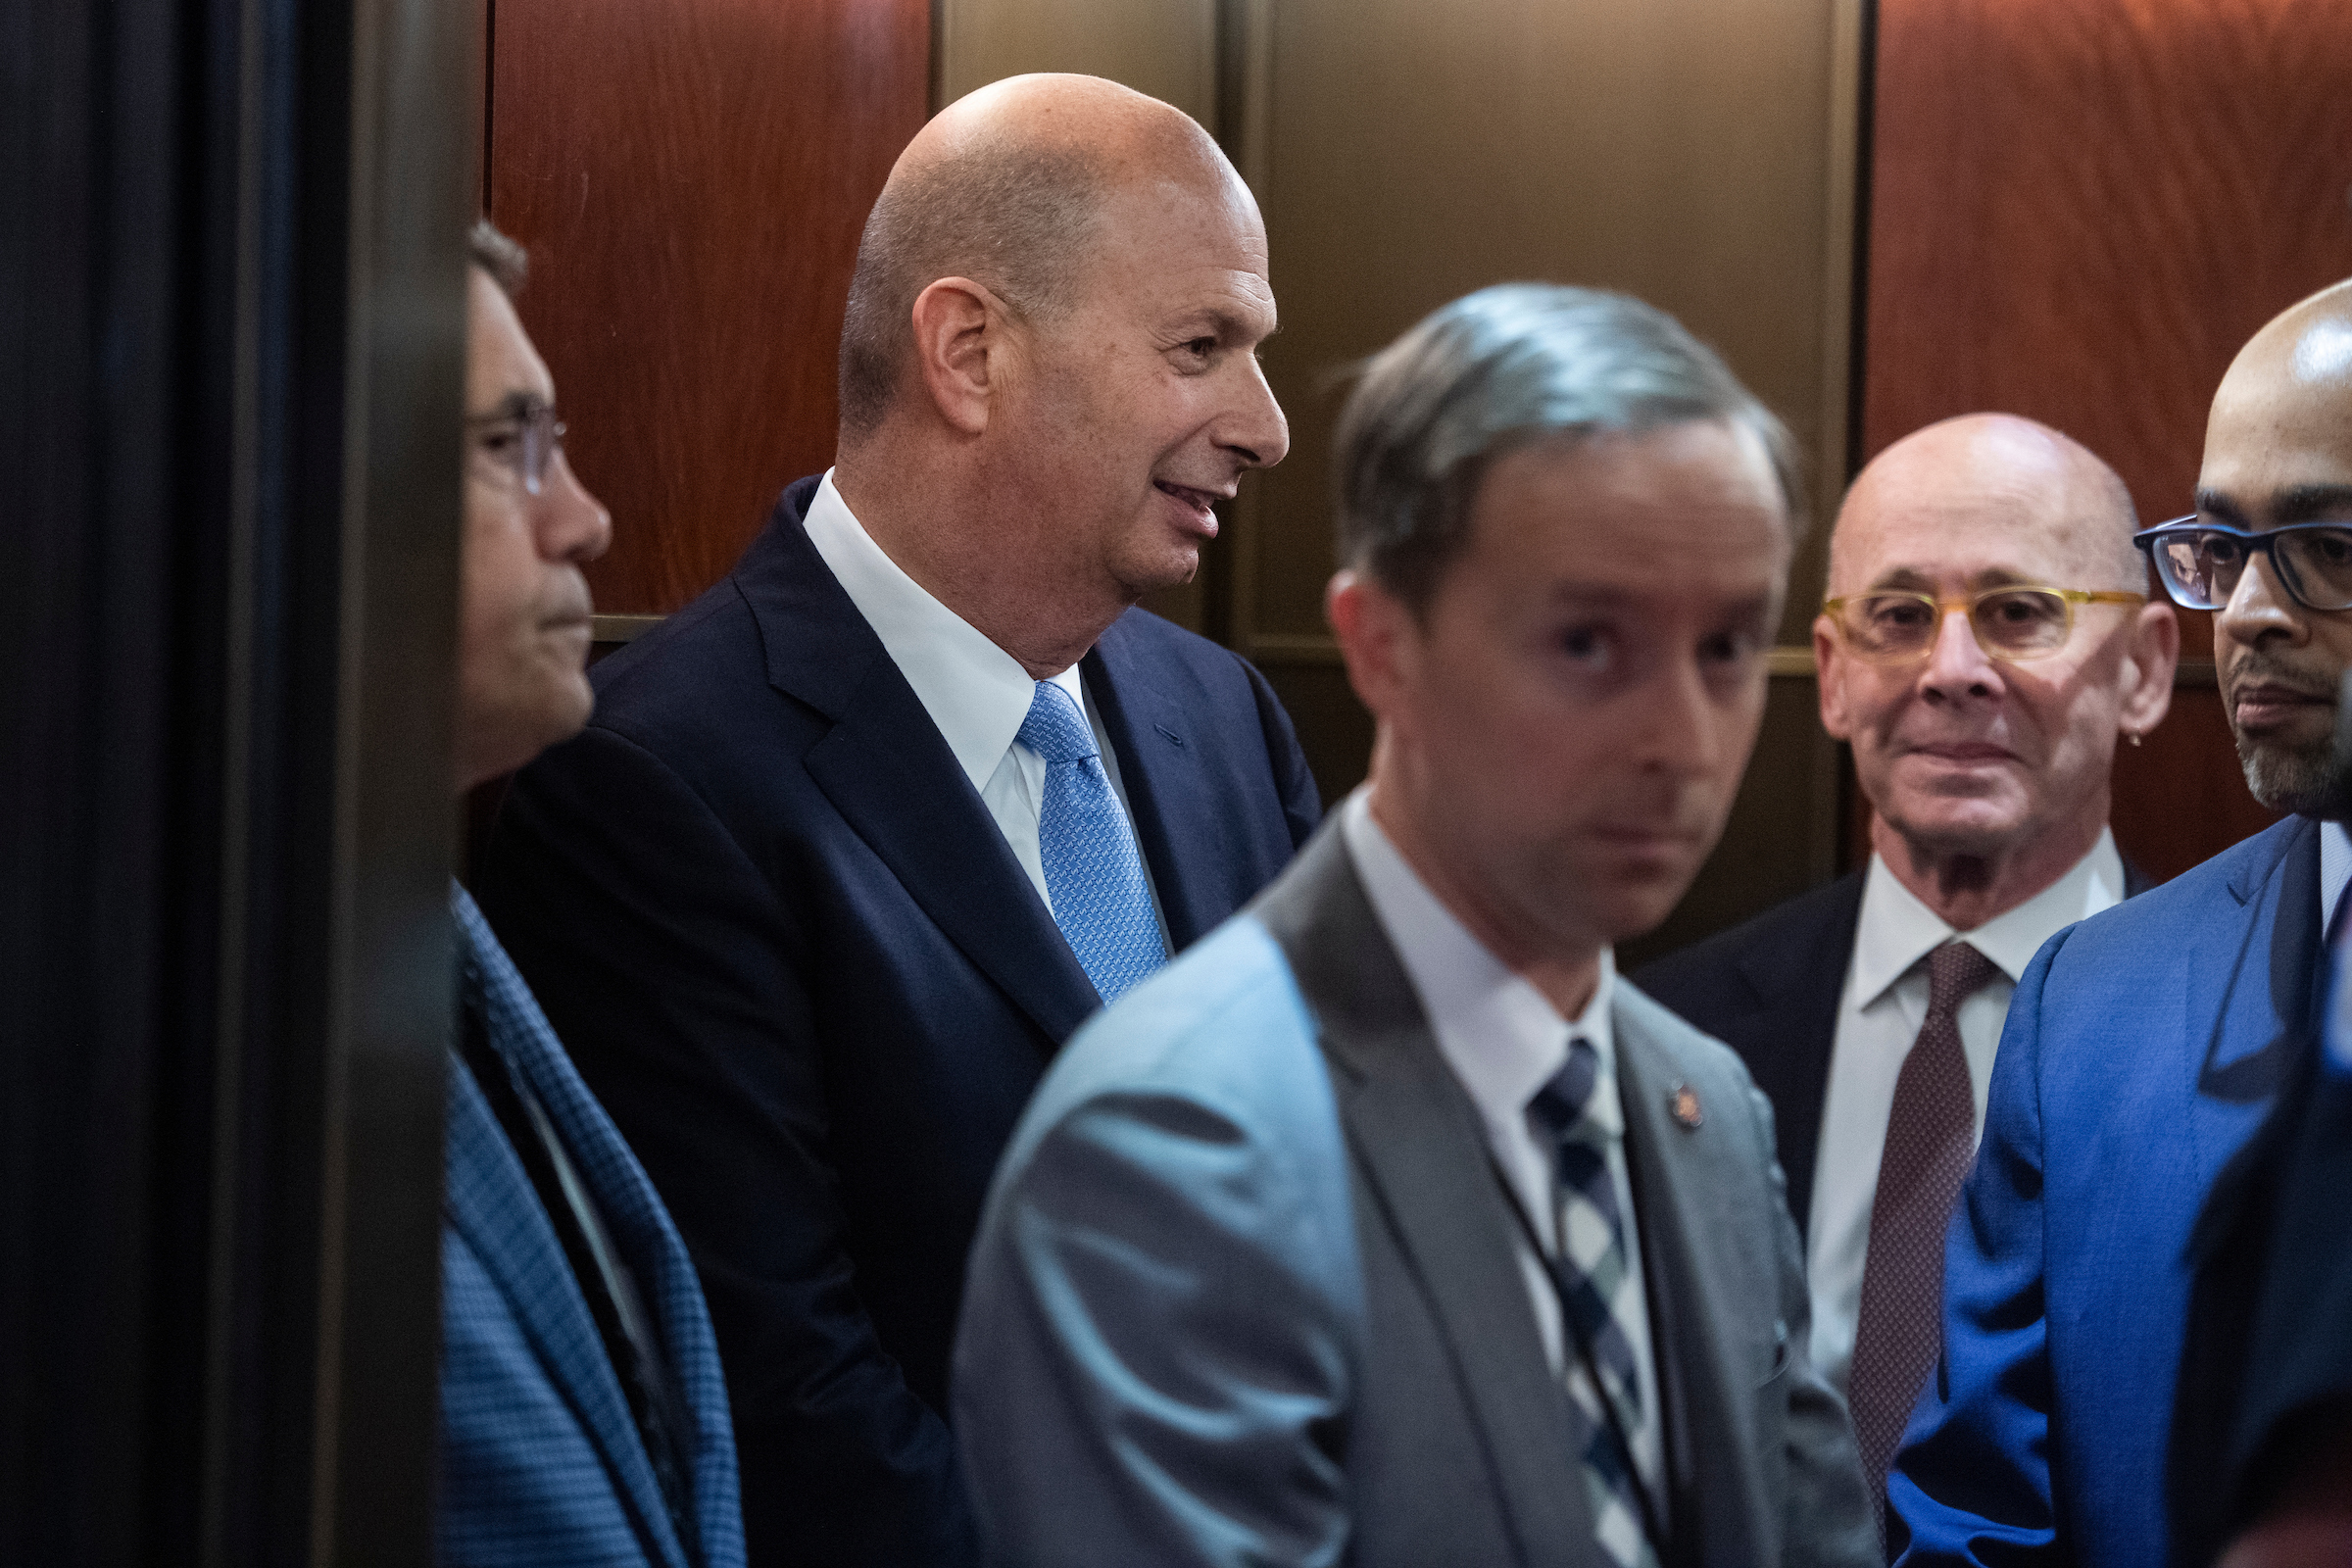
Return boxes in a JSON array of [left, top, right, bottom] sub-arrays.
[[1865, 0, 2352, 880], [485, 0, 931, 614]]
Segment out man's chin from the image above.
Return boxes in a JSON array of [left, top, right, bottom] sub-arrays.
[[2238, 736, 2352, 817], [1879, 804, 2030, 862], [1591, 865, 1707, 945], [1118, 550, 1201, 603]]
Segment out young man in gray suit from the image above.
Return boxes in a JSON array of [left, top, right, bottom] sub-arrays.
[[954, 284, 1878, 1568]]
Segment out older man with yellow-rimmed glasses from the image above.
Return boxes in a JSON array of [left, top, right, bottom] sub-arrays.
[[1636, 412, 2178, 1530]]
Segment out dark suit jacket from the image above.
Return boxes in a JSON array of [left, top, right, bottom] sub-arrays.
[[1633, 856, 2153, 1237], [1890, 814, 2317, 1567], [2172, 938, 2352, 1562], [473, 476, 1320, 1568], [955, 822, 1878, 1567]]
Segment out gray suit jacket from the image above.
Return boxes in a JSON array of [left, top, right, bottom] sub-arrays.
[[954, 824, 1876, 1568]]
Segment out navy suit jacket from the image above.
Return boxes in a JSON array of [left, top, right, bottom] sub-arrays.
[[2170, 919, 2352, 1561], [1887, 814, 2320, 1567], [473, 476, 1320, 1568], [439, 887, 745, 1568], [1633, 858, 2153, 1239]]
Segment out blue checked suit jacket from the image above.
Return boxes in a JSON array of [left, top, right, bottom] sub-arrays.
[[438, 886, 747, 1568]]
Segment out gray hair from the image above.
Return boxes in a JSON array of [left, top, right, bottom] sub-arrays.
[[1334, 283, 1799, 612], [467, 219, 528, 298], [837, 144, 1108, 441]]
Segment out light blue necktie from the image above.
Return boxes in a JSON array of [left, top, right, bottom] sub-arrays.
[[1016, 680, 1166, 1004]]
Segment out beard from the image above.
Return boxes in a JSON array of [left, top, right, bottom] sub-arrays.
[[2225, 652, 2352, 818], [2235, 728, 2348, 815]]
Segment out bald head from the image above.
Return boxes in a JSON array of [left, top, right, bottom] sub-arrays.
[[838, 74, 1244, 440], [2201, 278, 2352, 818], [1815, 411, 2177, 925], [2206, 279, 2352, 473], [1829, 414, 2141, 596]]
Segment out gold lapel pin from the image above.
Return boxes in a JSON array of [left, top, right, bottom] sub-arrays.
[[1668, 1084, 1703, 1129]]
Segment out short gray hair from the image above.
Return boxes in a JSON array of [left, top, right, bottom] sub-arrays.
[[1335, 283, 1799, 612], [467, 219, 528, 297], [838, 144, 1107, 440]]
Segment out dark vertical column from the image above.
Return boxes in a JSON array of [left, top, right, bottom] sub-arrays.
[[0, 0, 468, 1559]]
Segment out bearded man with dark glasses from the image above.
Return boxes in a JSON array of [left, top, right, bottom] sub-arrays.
[[1883, 278, 2352, 1568], [1638, 412, 2177, 1534]]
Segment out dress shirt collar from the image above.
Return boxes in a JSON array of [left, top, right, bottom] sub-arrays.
[[1849, 826, 2125, 1009], [801, 469, 1083, 793], [1339, 789, 1621, 1138]]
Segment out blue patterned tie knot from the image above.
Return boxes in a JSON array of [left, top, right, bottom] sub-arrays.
[[1531, 1036, 1602, 1133], [1015, 677, 1101, 765], [1016, 681, 1166, 1005]]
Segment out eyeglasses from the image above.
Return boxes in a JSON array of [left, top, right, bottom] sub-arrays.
[[2133, 516, 2352, 612], [1822, 585, 2146, 665], [466, 400, 566, 495]]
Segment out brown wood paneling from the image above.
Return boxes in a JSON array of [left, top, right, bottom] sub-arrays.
[[1863, 0, 2352, 876], [1233, 0, 1856, 927], [488, 0, 931, 613]]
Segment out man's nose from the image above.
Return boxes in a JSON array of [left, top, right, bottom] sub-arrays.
[[536, 450, 612, 564], [2217, 550, 2307, 648], [1638, 656, 1725, 777], [1220, 353, 1290, 470], [1919, 606, 2002, 699]]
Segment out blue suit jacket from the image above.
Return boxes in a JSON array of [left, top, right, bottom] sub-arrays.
[[2168, 906, 2352, 1559], [438, 887, 745, 1568], [1889, 815, 2320, 1567], [472, 477, 1320, 1567]]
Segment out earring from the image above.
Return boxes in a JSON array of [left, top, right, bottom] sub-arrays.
[[2126, 729, 2142, 748]]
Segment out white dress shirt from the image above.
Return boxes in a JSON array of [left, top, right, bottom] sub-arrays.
[[802, 470, 1167, 942], [1341, 789, 1664, 1498], [1805, 829, 2124, 1392], [1808, 820, 2352, 1392]]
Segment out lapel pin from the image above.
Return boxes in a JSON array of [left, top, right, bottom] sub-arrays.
[[1668, 1083, 1703, 1130]]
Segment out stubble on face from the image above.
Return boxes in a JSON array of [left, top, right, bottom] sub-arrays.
[[2226, 650, 2346, 814], [2204, 283, 2352, 820]]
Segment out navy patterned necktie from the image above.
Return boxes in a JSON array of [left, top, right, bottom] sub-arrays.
[[1015, 680, 1165, 1004], [1529, 1038, 1660, 1568], [1848, 939, 2002, 1530]]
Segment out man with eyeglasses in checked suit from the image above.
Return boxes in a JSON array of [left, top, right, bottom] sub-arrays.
[[439, 220, 745, 1568], [1636, 412, 2180, 1534], [1878, 277, 2352, 1567]]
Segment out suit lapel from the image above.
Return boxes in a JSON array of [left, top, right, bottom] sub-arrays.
[[459, 890, 743, 1566], [2184, 816, 2321, 1224], [1726, 872, 1863, 1235], [741, 484, 1102, 1049], [1083, 623, 1223, 949], [1614, 997, 1781, 1567], [443, 1054, 690, 1568], [1254, 827, 1592, 1563]]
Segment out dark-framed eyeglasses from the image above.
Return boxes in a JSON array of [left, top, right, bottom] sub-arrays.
[[2133, 516, 2352, 612], [1822, 585, 2146, 665], [466, 400, 566, 496]]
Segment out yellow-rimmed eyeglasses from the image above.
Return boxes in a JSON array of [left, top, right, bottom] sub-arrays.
[[1822, 586, 2146, 665]]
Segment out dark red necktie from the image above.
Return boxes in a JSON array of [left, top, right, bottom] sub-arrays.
[[1847, 940, 2003, 1530]]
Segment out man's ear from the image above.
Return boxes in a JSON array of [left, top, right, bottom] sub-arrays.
[[908, 277, 1005, 436], [1329, 568, 1415, 724], [1814, 613, 1852, 741], [2117, 599, 2181, 739]]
